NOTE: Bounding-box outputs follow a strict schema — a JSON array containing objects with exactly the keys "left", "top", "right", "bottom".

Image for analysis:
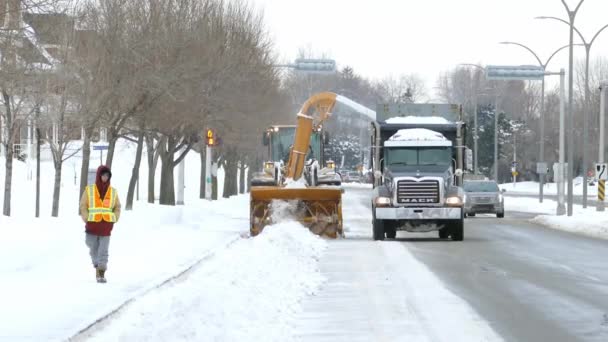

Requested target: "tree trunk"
[
  {"left": 126, "top": 129, "right": 144, "bottom": 210},
  {"left": 51, "top": 159, "right": 62, "bottom": 217},
  {"left": 239, "top": 161, "right": 245, "bottom": 194},
  {"left": 199, "top": 145, "right": 206, "bottom": 199},
  {"left": 3, "top": 145, "right": 13, "bottom": 216},
  {"left": 2, "top": 91, "right": 13, "bottom": 216},
  {"left": 159, "top": 157, "right": 175, "bottom": 205},
  {"left": 146, "top": 134, "right": 157, "bottom": 203},
  {"left": 79, "top": 126, "right": 93, "bottom": 212},
  {"left": 36, "top": 128, "right": 41, "bottom": 217},
  {"left": 105, "top": 135, "right": 118, "bottom": 168}
]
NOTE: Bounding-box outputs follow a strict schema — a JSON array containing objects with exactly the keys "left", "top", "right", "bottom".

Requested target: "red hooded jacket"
[{"left": 80, "top": 165, "right": 120, "bottom": 236}]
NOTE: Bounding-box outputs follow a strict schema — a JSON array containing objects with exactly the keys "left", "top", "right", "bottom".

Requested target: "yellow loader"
[{"left": 250, "top": 92, "right": 343, "bottom": 238}]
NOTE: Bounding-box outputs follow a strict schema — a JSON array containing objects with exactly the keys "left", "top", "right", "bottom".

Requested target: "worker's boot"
[
  {"left": 95, "top": 268, "right": 102, "bottom": 282},
  {"left": 98, "top": 269, "right": 107, "bottom": 283}
]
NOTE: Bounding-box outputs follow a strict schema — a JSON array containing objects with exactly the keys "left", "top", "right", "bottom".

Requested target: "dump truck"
[
  {"left": 370, "top": 103, "right": 472, "bottom": 241},
  {"left": 250, "top": 92, "right": 344, "bottom": 238},
  {"left": 250, "top": 125, "right": 340, "bottom": 187}
]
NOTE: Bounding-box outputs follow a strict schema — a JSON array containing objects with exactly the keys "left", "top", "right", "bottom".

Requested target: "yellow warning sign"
[
  {"left": 511, "top": 171, "right": 519, "bottom": 177},
  {"left": 599, "top": 179, "right": 605, "bottom": 201}
]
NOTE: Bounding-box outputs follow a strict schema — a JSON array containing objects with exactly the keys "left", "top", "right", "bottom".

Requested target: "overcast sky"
[{"left": 251, "top": 0, "right": 608, "bottom": 98}]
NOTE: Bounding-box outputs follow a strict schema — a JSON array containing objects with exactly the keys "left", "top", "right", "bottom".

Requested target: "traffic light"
[{"left": 206, "top": 129, "right": 215, "bottom": 146}]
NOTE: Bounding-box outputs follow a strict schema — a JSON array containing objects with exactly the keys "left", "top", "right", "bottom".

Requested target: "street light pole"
[
  {"left": 537, "top": 11, "right": 608, "bottom": 210},
  {"left": 599, "top": 80, "right": 607, "bottom": 211},
  {"left": 499, "top": 42, "right": 574, "bottom": 203},
  {"left": 459, "top": 63, "right": 485, "bottom": 175},
  {"left": 495, "top": 91, "right": 499, "bottom": 182},
  {"left": 558, "top": 69, "right": 567, "bottom": 215},
  {"left": 500, "top": 42, "right": 580, "bottom": 203}
]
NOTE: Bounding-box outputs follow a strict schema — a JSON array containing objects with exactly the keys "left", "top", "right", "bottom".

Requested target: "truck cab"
[{"left": 371, "top": 104, "right": 472, "bottom": 241}]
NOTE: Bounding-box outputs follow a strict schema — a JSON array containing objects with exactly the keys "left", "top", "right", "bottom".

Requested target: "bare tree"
[{"left": 375, "top": 73, "right": 428, "bottom": 104}]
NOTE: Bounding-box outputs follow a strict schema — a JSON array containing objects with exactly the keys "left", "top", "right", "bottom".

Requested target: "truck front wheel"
[
  {"left": 450, "top": 219, "right": 464, "bottom": 241},
  {"left": 385, "top": 223, "right": 396, "bottom": 239},
  {"left": 372, "top": 207, "right": 385, "bottom": 241}
]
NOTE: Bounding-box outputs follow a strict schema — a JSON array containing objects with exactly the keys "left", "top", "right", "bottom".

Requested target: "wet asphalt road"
[{"left": 314, "top": 186, "right": 608, "bottom": 342}]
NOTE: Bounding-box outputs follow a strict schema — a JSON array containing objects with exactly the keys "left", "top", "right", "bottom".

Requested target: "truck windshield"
[{"left": 386, "top": 147, "right": 451, "bottom": 166}]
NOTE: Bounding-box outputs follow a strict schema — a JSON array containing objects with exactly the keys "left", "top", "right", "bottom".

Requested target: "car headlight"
[
  {"left": 375, "top": 197, "right": 391, "bottom": 207},
  {"left": 446, "top": 196, "right": 462, "bottom": 206}
]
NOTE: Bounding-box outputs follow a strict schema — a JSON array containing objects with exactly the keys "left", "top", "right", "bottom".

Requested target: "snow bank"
[
  {"left": 82, "top": 223, "right": 327, "bottom": 342},
  {"left": 0, "top": 196, "right": 248, "bottom": 341},
  {"left": 500, "top": 180, "right": 598, "bottom": 197},
  {"left": 385, "top": 116, "right": 451, "bottom": 124},
  {"left": 504, "top": 197, "right": 608, "bottom": 240},
  {"left": 532, "top": 210, "right": 608, "bottom": 240}
]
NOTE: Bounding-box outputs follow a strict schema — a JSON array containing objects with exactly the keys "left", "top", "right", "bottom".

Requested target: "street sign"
[
  {"left": 92, "top": 144, "right": 109, "bottom": 151},
  {"left": 486, "top": 65, "right": 545, "bottom": 80},
  {"left": 512, "top": 171, "right": 519, "bottom": 177},
  {"left": 293, "top": 58, "right": 336, "bottom": 73},
  {"left": 537, "top": 162, "right": 547, "bottom": 174},
  {"left": 511, "top": 166, "right": 516, "bottom": 173},
  {"left": 596, "top": 163, "right": 608, "bottom": 180}
]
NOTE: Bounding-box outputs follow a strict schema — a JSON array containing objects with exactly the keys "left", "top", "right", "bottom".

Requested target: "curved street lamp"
[
  {"left": 499, "top": 41, "right": 583, "bottom": 203},
  {"left": 536, "top": 8, "right": 608, "bottom": 210}
]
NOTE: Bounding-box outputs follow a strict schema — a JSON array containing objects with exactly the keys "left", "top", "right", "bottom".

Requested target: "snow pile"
[
  {"left": 284, "top": 177, "right": 307, "bottom": 189},
  {"left": 83, "top": 223, "right": 327, "bottom": 342},
  {"left": 270, "top": 199, "right": 300, "bottom": 223},
  {"left": 388, "top": 128, "right": 448, "bottom": 142},
  {"left": 504, "top": 197, "right": 608, "bottom": 239},
  {"left": 385, "top": 116, "right": 451, "bottom": 124},
  {"left": 500, "top": 181, "right": 598, "bottom": 197}
]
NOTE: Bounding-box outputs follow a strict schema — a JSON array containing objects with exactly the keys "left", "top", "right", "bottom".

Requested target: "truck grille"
[{"left": 397, "top": 180, "right": 440, "bottom": 204}]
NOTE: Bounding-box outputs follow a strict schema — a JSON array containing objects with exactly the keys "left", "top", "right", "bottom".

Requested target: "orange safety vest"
[{"left": 86, "top": 185, "right": 117, "bottom": 223}]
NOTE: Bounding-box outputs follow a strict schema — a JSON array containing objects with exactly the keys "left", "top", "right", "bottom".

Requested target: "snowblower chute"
[{"left": 250, "top": 92, "right": 343, "bottom": 238}]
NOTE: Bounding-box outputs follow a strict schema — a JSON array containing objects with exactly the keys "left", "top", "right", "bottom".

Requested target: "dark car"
[{"left": 463, "top": 180, "right": 505, "bottom": 218}]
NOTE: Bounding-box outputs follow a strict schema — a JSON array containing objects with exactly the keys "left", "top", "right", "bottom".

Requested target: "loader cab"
[{"left": 263, "top": 125, "right": 323, "bottom": 164}]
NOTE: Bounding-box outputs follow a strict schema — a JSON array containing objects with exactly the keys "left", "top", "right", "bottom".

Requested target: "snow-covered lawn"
[{"left": 504, "top": 196, "right": 608, "bottom": 240}]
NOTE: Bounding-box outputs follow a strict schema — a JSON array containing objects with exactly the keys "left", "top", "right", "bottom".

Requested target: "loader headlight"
[
  {"left": 446, "top": 196, "right": 462, "bottom": 206},
  {"left": 326, "top": 161, "right": 335, "bottom": 169},
  {"left": 375, "top": 196, "right": 391, "bottom": 207},
  {"left": 264, "top": 162, "right": 274, "bottom": 171}
]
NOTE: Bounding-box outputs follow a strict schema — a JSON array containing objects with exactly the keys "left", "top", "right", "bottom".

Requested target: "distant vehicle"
[
  {"left": 343, "top": 171, "right": 362, "bottom": 183},
  {"left": 463, "top": 180, "right": 504, "bottom": 218}
]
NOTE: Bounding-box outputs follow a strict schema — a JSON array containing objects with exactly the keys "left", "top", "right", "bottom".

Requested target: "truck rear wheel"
[
  {"left": 372, "top": 207, "right": 385, "bottom": 241},
  {"left": 450, "top": 219, "right": 464, "bottom": 241}
]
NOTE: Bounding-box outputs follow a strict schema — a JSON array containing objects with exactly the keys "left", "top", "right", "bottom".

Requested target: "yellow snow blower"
[{"left": 250, "top": 92, "right": 343, "bottom": 238}]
